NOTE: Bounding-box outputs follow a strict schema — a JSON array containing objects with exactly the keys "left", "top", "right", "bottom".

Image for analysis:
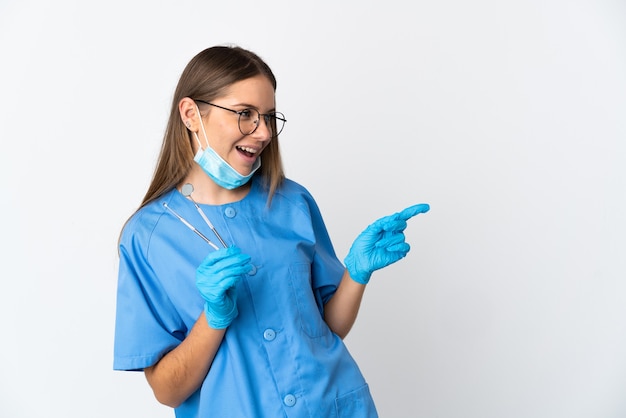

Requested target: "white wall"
[{"left": 1, "top": 1, "right": 625, "bottom": 417}]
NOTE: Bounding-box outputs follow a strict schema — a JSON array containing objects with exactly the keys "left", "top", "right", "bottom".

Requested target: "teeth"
[{"left": 237, "top": 146, "right": 257, "bottom": 154}]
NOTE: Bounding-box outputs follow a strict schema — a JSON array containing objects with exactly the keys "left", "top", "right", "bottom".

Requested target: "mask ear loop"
[{"left": 193, "top": 104, "right": 211, "bottom": 152}]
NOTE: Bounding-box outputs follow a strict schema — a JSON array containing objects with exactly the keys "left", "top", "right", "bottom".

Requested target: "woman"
[{"left": 113, "top": 45, "right": 429, "bottom": 417}]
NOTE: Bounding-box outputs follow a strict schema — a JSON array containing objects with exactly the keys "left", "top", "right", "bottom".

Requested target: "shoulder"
[
  {"left": 265, "top": 177, "right": 328, "bottom": 222},
  {"left": 277, "top": 178, "right": 313, "bottom": 197},
  {"left": 273, "top": 178, "right": 318, "bottom": 209},
  {"left": 119, "top": 191, "right": 174, "bottom": 251}
]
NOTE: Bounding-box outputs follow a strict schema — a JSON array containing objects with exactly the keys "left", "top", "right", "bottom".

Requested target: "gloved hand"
[
  {"left": 196, "top": 246, "right": 253, "bottom": 329},
  {"left": 344, "top": 203, "right": 430, "bottom": 284}
]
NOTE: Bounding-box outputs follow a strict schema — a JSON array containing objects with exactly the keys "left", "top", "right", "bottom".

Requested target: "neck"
[{"left": 180, "top": 165, "right": 252, "bottom": 205}]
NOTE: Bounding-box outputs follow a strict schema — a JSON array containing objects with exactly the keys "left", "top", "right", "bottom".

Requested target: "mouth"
[{"left": 236, "top": 145, "right": 259, "bottom": 159}]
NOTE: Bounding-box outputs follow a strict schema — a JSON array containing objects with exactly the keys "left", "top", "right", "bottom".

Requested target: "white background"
[{"left": 1, "top": 1, "right": 625, "bottom": 417}]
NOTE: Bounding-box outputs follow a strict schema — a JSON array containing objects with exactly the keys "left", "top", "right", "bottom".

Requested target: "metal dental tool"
[
  {"left": 181, "top": 183, "right": 228, "bottom": 248},
  {"left": 162, "top": 202, "right": 220, "bottom": 250}
]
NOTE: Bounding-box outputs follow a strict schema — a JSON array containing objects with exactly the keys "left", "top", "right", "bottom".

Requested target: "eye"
[{"left": 239, "top": 109, "right": 254, "bottom": 119}]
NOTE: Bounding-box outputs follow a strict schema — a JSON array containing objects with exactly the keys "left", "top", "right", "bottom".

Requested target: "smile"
[{"left": 236, "top": 146, "right": 258, "bottom": 158}]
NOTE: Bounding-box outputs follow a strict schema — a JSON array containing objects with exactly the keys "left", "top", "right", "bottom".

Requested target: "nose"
[{"left": 252, "top": 116, "right": 272, "bottom": 141}]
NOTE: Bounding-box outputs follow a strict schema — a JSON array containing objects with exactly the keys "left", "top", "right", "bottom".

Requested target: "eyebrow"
[{"left": 231, "top": 102, "right": 277, "bottom": 113}]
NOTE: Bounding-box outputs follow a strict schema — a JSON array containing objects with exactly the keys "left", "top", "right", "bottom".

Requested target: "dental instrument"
[
  {"left": 181, "top": 183, "right": 228, "bottom": 248},
  {"left": 162, "top": 202, "right": 219, "bottom": 250}
]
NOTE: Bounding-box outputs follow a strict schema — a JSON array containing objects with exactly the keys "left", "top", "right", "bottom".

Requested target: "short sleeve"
[
  {"left": 300, "top": 188, "right": 345, "bottom": 305},
  {"left": 113, "top": 220, "right": 187, "bottom": 371}
]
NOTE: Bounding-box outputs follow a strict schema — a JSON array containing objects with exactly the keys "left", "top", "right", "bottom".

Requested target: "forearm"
[
  {"left": 324, "top": 270, "right": 366, "bottom": 339},
  {"left": 144, "top": 312, "right": 225, "bottom": 408}
]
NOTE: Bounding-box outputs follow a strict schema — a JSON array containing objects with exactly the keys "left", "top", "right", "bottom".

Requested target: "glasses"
[{"left": 195, "top": 100, "right": 286, "bottom": 138}]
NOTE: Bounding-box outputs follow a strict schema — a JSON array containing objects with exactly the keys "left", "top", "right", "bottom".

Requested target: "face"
[{"left": 199, "top": 75, "right": 276, "bottom": 176}]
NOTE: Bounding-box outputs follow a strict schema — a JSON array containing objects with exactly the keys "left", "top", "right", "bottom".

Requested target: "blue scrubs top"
[{"left": 113, "top": 177, "right": 378, "bottom": 417}]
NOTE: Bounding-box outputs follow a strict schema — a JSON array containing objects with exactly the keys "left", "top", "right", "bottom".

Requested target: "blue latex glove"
[
  {"left": 344, "top": 203, "right": 430, "bottom": 284},
  {"left": 196, "top": 246, "right": 253, "bottom": 329}
]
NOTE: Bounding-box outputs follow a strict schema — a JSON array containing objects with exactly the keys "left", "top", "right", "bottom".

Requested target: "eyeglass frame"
[{"left": 193, "top": 99, "right": 286, "bottom": 138}]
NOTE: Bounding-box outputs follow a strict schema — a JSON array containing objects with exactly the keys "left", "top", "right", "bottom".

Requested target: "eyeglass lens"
[{"left": 239, "top": 109, "right": 285, "bottom": 137}]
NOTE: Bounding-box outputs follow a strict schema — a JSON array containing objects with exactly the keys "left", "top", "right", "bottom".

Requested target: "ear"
[{"left": 179, "top": 97, "right": 201, "bottom": 132}]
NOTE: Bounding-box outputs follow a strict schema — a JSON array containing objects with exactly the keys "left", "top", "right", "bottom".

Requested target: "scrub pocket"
[
  {"left": 288, "top": 263, "right": 330, "bottom": 338},
  {"left": 335, "top": 384, "right": 378, "bottom": 418}
]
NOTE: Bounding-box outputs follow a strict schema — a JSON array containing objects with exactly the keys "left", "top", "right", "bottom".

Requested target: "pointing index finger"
[{"left": 397, "top": 203, "right": 430, "bottom": 221}]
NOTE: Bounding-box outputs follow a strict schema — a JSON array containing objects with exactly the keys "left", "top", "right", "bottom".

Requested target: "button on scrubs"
[{"left": 114, "top": 178, "right": 378, "bottom": 417}]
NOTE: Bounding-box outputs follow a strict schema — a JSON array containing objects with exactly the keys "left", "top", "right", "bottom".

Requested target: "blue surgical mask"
[{"left": 192, "top": 105, "right": 261, "bottom": 190}]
